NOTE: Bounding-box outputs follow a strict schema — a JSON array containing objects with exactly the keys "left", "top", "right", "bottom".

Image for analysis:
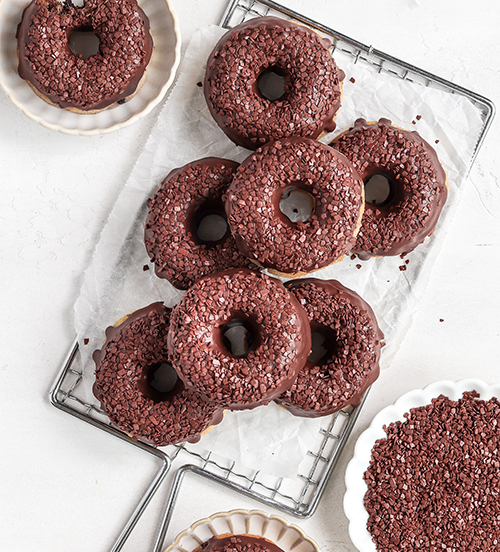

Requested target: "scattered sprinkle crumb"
[
  {"left": 416, "top": 114, "right": 422, "bottom": 120},
  {"left": 387, "top": 280, "right": 390, "bottom": 283},
  {"left": 196, "top": 81, "right": 203, "bottom": 88},
  {"left": 412, "top": 120, "right": 416, "bottom": 125},
  {"left": 143, "top": 265, "right": 150, "bottom": 271},
  {"left": 400, "top": 252, "right": 407, "bottom": 259},
  {"left": 350, "top": 77, "right": 356, "bottom": 83},
  {"left": 435, "top": 139, "right": 440, "bottom": 144},
  {"left": 84, "top": 338, "right": 89, "bottom": 345},
  {"left": 350, "top": 253, "right": 357, "bottom": 260},
  {"left": 439, "top": 318, "right": 444, "bottom": 322},
  {"left": 399, "top": 265, "right": 407, "bottom": 271},
  {"left": 356, "top": 264, "right": 362, "bottom": 270},
  {"left": 405, "top": 259, "right": 410, "bottom": 265}
]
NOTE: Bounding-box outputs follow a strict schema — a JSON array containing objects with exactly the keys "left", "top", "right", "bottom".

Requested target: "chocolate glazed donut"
[
  {"left": 168, "top": 269, "right": 312, "bottom": 410},
  {"left": 17, "top": 0, "right": 153, "bottom": 112},
  {"left": 144, "top": 158, "right": 254, "bottom": 290},
  {"left": 93, "top": 303, "right": 223, "bottom": 446},
  {"left": 225, "top": 137, "right": 364, "bottom": 277},
  {"left": 204, "top": 16, "right": 344, "bottom": 150},
  {"left": 196, "top": 535, "right": 286, "bottom": 552},
  {"left": 331, "top": 118, "right": 448, "bottom": 258},
  {"left": 276, "top": 279, "right": 384, "bottom": 417}
]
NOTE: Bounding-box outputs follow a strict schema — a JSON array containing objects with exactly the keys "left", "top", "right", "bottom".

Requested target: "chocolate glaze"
[
  {"left": 168, "top": 268, "right": 312, "bottom": 410},
  {"left": 276, "top": 278, "right": 384, "bottom": 417},
  {"left": 93, "top": 302, "right": 224, "bottom": 446},
  {"left": 331, "top": 118, "right": 448, "bottom": 258},
  {"left": 225, "top": 137, "right": 364, "bottom": 276},
  {"left": 204, "top": 16, "right": 344, "bottom": 150},
  {"left": 197, "top": 535, "right": 286, "bottom": 552},
  {"left": 17, "top": 0, "right": 153, "bottom": 111},
  {"left": 145, "top": 158, "right": 254, "bottom": 290}
]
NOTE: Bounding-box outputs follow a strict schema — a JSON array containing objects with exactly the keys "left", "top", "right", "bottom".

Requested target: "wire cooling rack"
[
  {"left": 51, "top": 338, "right": 366, "bottom": 552},
  {"left": 51, "top": 1, "right": 495, "bottom": 552},
  {"left": 221, "top": 0, "right": 495, "bottom": 168}
]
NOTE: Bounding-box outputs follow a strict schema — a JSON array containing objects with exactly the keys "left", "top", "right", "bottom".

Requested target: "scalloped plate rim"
[{"left": 163, "top": 509, "right": 321, "bottom": 552}]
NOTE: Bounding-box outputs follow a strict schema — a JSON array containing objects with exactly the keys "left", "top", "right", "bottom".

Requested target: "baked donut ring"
[
  {"left": 168, "top": 269, "right": 311, "bottom": 410},
  {"left": 93, "top": 303, "right": 223, "bottom": 446},
  {"left": 196, "top": 535, "right": 286, "bottom": 552},
  {"left": 276, "top": 279, "right": 384, "bottom": 417},
  {"left": 331, "top": 118, "right": 448, "bottom": 258},
  {"left": 145, "top": 158, "right": 253, "bottom": 290},
  {"left": 225, "top": 137, "right": 364, "bottom": 277},
  {"left": 204, "top": 16, "right": 344, "bottom": 150},
  {"left": 17, "top": 0, "right": 153, "bottom": 113}
]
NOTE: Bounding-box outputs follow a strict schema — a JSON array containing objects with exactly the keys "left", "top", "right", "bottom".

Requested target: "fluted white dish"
[
  {"left": 163, "top": 509, "right": 320, "bottom": 552},
  {"left": 343, "top": 378, "right": 500, "bottom": 552},
  {"left": 0, "top": 0, "right": 181, "bottom": 134}
]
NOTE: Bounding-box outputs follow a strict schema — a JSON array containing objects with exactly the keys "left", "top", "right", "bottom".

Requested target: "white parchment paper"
[{"left": 74, "top": 25, "right": 484, "bottom": 477}]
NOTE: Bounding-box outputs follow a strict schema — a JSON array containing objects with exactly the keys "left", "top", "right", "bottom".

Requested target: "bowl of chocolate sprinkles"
[
  {"left": 344, "top": 378, "right": 500, "bottom": 552},
  {"left": 164, "top": 509, "right": 320, "bottom": 552}
]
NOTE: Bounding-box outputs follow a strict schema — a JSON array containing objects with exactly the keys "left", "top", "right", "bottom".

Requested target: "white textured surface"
[{"left": 1, "top": 1, "right": 499, "bottom": 551}]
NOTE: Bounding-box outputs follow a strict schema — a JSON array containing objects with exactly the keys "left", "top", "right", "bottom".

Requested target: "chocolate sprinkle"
[
  {"left": 93, "top": 303, "right": 223, "bottom": 446},
  {"left": 364, "top": 391, "right": 500, "bottom": 551},
  {"left": 226, "top": 138, "right": 364, "bottom": 275},
  {"left": 204, "top": 16, "right": 343, "bottom": 150},
  {"left": 276, "top": 279, "right": 383, "bottom": 417},
  {"left": 168, "top": 269, "right": 311, "bottom": 410},
  {"left": 145, "top": 158, "right": 253, "bottom": 290},
  {"left": 17, "top": 0, "right": 153, "bottom": 111},
  {"left": 332, "top": 118, "right": 448, "bottom": 258}
]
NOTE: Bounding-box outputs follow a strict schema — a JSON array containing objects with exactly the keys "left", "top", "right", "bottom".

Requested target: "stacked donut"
[
  {"left": 93, "top": 16, "right": 449, "bottom": 447},
  {"left": 93, "top": 269, "right": 384, "bottom": 446}
]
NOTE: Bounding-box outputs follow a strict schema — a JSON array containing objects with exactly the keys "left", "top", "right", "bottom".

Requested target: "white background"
[{"left": 1, "top": 0, "right": 499, "bottom": 551}]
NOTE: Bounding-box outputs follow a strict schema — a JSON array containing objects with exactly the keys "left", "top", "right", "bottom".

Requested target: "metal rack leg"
[{"left": 50, "top": 339, "right": 172, "bottom": 552}]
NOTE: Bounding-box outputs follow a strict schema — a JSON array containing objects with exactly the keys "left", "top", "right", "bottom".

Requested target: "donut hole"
[
  {"left": 279, "top": 184, "right": 315, "bottom": 224},
  {"left": 364, "top": 173, "right": 397, "bottom": 207},
  {"left": 139, "top": 361, "right": 183, "bottom": 403},
  {"left": 219, "top": 316, "right": 260, "bottom": 358},
  {"left": 257, "top": 65, "right": 288, "bottom": 101},
  {"left": 308, "top": 323, "right": 338, "bottom": 365},
  {"left": 189, "top": 200, "right": 230, "bottom": 246},
  {"left": 69, "top": 26, "right": 100, "bottom": 60}
]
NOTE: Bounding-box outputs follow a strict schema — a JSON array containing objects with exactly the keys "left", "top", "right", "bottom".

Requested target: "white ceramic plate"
[
  {"left": 0, "top": 0, "right": 181, "bottom": 134},
  {"left": 164, "top": 509, "right": 320, "bottom": 552},
  {"left": 343, "top": 378, "right": 500, "bottom": 552}
]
